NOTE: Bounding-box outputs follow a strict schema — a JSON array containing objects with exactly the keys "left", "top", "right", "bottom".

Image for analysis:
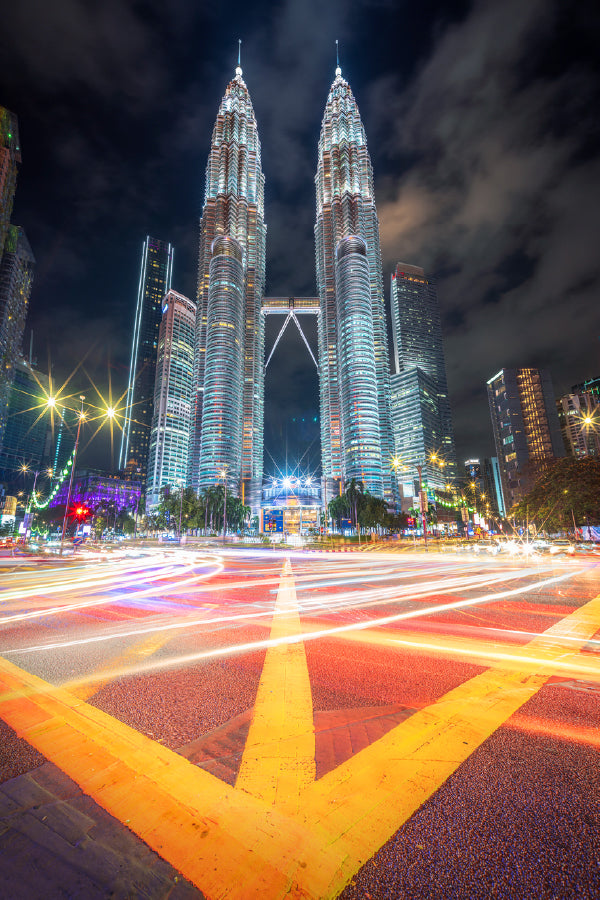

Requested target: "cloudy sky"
[{"left": 1, "top": 0, "right": 599, "bottom": 473}]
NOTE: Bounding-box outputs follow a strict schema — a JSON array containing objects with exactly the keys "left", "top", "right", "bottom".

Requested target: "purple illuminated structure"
[{"left": 50, "top": 470, "right": 142, "bottom": 514}]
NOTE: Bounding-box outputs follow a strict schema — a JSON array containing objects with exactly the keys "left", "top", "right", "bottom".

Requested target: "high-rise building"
[
  {"left": 198, "top": 236, "right": 244, "bottom": 492},
  {"left": 0, "top": 107, "right": 21, "bottom": 259},
  {"left": 482, "top": 456, "right": 505, "bottom": 518},
  {"left": 315, "top": 63, "right": 393, "bottom": 502},
  {"left": 191, "top": 58, "right": 266, "bottom": 509},
  {"left": 390, "top": 368, "right": 449, "bottom": 503},
  {"left": 146, "top": 290, "right": 196, "bottom": 509},
  {"left": 0, "top": 358, "right": 51, "bottom": 482},
  {"left": 557, "top": 389, "right": 600, "bottom": 458},
  {"left": 0, "top": 226, "right": 35, "bottom": 451},
  {"left": 487, "top": 367, "right": 565, "bottom": 511},
  {"left": 120, "top": 236, "right": 174, "bottom": 485},
  {"left": 390, "top": 263, "right": 456, "bottom": 493}
]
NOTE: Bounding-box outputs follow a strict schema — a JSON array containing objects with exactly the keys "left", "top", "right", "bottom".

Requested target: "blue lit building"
[
  {"left": 390, "top": 263, "right": 457, "bottom": 503},
  {"left": 120, "top": 236, "right": 174, "bottom": 485},
  {"left": 315, "top": 63, "right": 393, "bottom": 504},
  {"left": 191, "top": 58, "right": 266, "bottom": 509},
  {"left": 146, "top": 290, "right": 196, "bottom": 509}
]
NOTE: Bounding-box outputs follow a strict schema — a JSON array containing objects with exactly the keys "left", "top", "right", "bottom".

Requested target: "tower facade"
[
  {"left": 390, "top": 263, "right": 456, "bottom": 497},
  {"left": 147, "top": 290, "right": 196, "bottom": 508},
  {"left": 0, "top": 107, "right": 21, "bottom": 259},
  {"left": 315, "top": 65, "right": 393, "bottom": 501},
  {"left": 120, "top": 236, "right": 174, "bottom": 484},
  {"left": 191, "top": 61, "right": 266, "bottom": 508},
  {"left": 0, "top": 227, "right": 34, "bottom": 452},
  {"left": 335, "top": 235, "right": 383, "bottom": 494},
  {"left": 487, "top": 367, "right": 565, "bottom": 510}
]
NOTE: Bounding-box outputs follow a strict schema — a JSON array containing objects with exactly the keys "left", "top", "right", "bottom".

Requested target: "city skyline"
[{"left": 0, "top": 1, "right": 598, "bottom": 472}]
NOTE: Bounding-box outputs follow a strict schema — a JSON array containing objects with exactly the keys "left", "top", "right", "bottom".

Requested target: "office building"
[
  {"left": 482, "top": 456, "right": 505, "bottom": 518},
  {"left": 120, "top": 236, "right": 174, "bottom": 485},
  {"left": 191, "top": 57, "right": 266, "bottom": 509},
  {"left": 0, "top": 358, "right": 51, "bottom": 482},
  {"left": 390, "top": 368, "right": 448, "bottom": 505},
  {"left": 198, "top": 236, "right": 244, "bottom": 492},
  {"left": 0, "top": 226, "right": 35, "bottom": 450},
  {"left": 557, "top": 389, "right": 600, "bottom": 458},
  {"left": 315, "top": 62, "right": 393, "bottom": 502},
  {"left": 147, "top": 290, "right": 196, "bottom": 508},
  {"left": 0, "top": 107, "right": 20, "bottom": 259},
  {"left": 390, "top": 263, "right": 456, "bottom": 490},
  {"left": 487, "top": 367, "right": 565, "bottom": 511}
]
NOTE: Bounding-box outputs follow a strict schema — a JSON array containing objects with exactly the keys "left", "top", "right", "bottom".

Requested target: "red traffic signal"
[{"left": 70, "top": 503, "right": 92, "bottom": 521}]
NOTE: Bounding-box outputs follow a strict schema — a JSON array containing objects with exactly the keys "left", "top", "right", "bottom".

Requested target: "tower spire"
[
  {"left": 236, "top": 39, "right": 242, "bottom": 77},
  {"left": 335, "top": 39, "right": 341, "bottom": 76}
]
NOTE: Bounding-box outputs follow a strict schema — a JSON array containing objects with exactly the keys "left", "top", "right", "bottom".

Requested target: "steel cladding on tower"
[
  {"left": 315, "top": 64, "right": 393, "bottom": 501},
  {"left": 335, "top": 236, "right": 383, "bottom": 494},
  {"left": 191, "top": 61, "right": 266, "bottom": 508}
]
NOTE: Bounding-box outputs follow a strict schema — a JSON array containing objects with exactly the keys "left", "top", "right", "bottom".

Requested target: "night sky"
[{"left": 1, "top": 0, "right": 599, "bottom": 475}]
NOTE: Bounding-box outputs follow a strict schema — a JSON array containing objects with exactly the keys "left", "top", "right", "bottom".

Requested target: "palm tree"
[{"left": 345, "top": 478, "right": 364, "bottom": 538}]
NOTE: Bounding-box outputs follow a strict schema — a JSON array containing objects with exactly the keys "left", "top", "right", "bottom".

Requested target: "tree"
[
  {"left": 511, "top": 457, "right": 600, "bottom": 531},
  {"left": 345, "top": 478, "right": 364, "bottom": 530}
]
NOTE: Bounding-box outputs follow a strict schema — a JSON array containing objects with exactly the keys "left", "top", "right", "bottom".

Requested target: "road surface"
[{"left": 0, "top": 544, "right": 598, "bottom": 898}]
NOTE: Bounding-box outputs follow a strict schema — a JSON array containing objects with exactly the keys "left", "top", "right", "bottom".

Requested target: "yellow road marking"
[
  {"left": 236, "top": 558, "right": 316, "bottom": 813},
  {"left": 0, "top": 655, "right": 321, "bottom": 899},
  {"left": 1, "top": 560, "right": 599, "bottom": 900},
  {"left": 298, "top": 591, "right": 600, "bottom": 898}
]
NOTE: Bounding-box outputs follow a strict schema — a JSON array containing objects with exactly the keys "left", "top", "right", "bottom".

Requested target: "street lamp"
[{"left": 60, "top": 395, "right": 86, "bottom": 556}]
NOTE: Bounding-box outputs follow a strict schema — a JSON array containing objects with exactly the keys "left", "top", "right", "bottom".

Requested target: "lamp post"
[
  {"left": 177, "top": 481, "right": 184, "bottom": 540},
  {"left": 220, "top": 469, "right": 228, "bottom": 544},
  {"left": 60, "top": 395, "right": 86, "bottom": 556}
]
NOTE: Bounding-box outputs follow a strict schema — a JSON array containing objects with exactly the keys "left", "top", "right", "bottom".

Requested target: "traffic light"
[{"left": 70, "top": 503, "right": 92, "bottom": 522}]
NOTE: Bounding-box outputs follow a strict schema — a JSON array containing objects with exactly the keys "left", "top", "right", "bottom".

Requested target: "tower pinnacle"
[
  {"left": 335, "top": 39, "right": 341, "bottom": 77},
  {"left": 236, "top": 38, "right": 242, "bottom": 77}
]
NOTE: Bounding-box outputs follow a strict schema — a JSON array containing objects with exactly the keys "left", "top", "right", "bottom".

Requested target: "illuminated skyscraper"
[
  {"left": 487, "top": 367, "right": 564, "bottom": 510},
  {"left": 147, "top": 290, "right": 196, "bottom": 508},
  {"left": 315, "top": 62, "right": 393, "bottom": 501},
  {"left": 191, "top": 56, "right": 266, "bottom": 508},
  {"left": 0, "top": 107, "right": 20, "bottom": 259},
  {"left": 335, "top": 236, "right": 383, "bottom": 494},
  {"left": 198, "top": 236, "right": 244, "bottom": 490},
  {"left": 390, "top": 263, "right": 456, "bottom": 498},
  {"left": 0, "top": 226, "right": 34, "bottom": 451},
  {"left": 120, "top": 236, "right": 174, "bottom": 484}
]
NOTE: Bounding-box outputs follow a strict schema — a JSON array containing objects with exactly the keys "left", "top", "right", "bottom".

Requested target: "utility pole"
[{"left": 60, "top": 396, "right": 86, "bottom": 556}]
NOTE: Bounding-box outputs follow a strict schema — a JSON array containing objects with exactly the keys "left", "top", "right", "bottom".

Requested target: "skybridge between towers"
[{"left": 262, "top": 297, "right": 320, "bottom": 372}]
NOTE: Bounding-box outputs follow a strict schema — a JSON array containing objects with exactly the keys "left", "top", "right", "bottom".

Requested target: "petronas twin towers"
[{"left": 191, "top": 57, "right": 393, "bottom": 508}]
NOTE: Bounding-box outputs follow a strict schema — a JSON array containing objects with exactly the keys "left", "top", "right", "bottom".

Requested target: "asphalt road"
[{"left": 0, "top": 544, "right": 598, "bottom": 899}]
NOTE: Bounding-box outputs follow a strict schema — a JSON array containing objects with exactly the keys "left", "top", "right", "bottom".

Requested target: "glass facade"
[
  {"left": 191, "top": 63, "right": 266, "bottom": 507},
  {"left": 0, "top": 107, "right": 21, "bottom": 260},
  {"left": 315, "top": 65, "right": 393, "bottom": 502},
  {"left": 0, "top": 227, "right": 34, "bottom": 452},
  {"left": 120, "top": 236, "right": 174, "bottom": 484},
  {"left": 390, "top": 368, "right": 447, "bottom": 500},
  {"left": 390, "top": 263, "right": 456, "bottom": 483},
  {"left": 487, "top": 367, "right": 564, "bottom": 510},
  {"left": 0, "top": 358, "right": 51, "bottom": 482},
  {"left": 198, "top": 236, "right": 244, "bottom": 491},
  {"left": 146, "top": 290, "right": 196, "bottom": 509},
  {"left": 335, "top": 236, "right": 383, "bottom": 494}
]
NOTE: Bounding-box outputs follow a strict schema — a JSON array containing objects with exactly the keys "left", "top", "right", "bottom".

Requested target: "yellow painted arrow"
[{"left": 0, "top": 560, "right": 599, "bottom": 899}]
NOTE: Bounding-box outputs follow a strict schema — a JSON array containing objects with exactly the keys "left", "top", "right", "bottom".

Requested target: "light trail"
[
  {"left": 2, "top": 570, "right": 581, "bottom": 689},
  {"left": 0, "top": 559, "right": 224, "bottom": 627},
  {"left": 0, "top": 563, "right": 567, "bottom": 655}
]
